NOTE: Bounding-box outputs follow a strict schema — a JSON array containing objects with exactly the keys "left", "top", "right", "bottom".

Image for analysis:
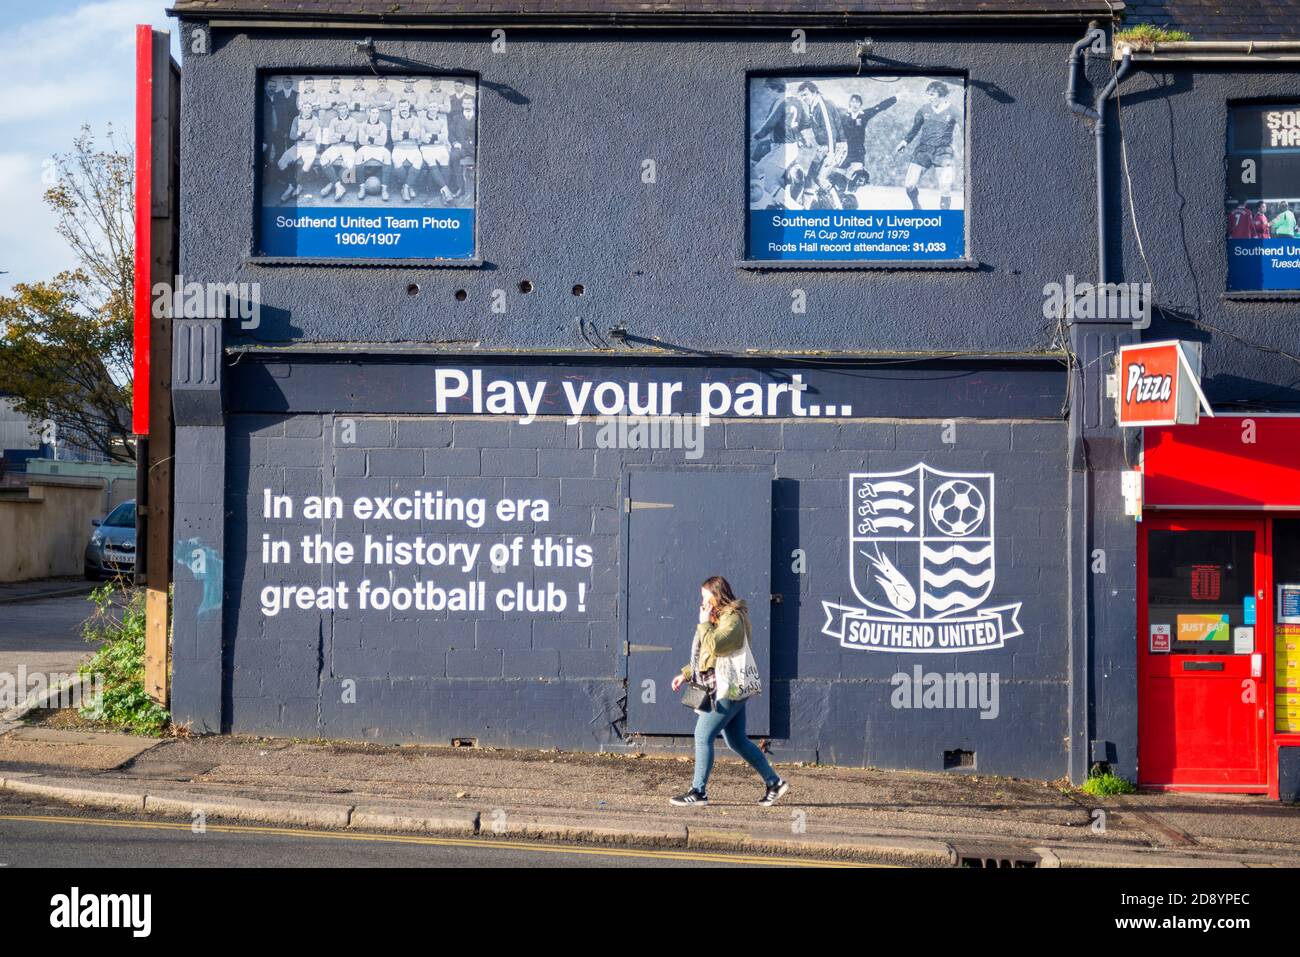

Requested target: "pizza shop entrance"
[
  {"left": 1141, "top": 417, "right": 1300, "bottom": 798},
  {"left": 1138, "top": 516, "right": 1269, "bottom": 791}
]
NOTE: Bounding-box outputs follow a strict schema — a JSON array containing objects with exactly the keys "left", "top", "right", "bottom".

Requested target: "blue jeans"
[{"left": 692, "top": 696, "right": 779, "bottom": 793}]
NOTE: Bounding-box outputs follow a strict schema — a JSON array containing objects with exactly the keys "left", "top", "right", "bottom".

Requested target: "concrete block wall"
[
  {"left": 223, "top": 411, "right": 1070, "bottom": 778},
  {"left": 179, "top": 25, "right": 1105, "bottom": 359},
  {"left": 0, "top": 479, "right": 106, "bottom": 582}
]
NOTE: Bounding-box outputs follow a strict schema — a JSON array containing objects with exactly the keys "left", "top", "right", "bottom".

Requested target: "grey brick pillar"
[
  {"left": 170, "top": 318, "right": 225, "bottom": 732},
  {"left": 1069, "top": 322, "right": 1139, "bottom": 784}
]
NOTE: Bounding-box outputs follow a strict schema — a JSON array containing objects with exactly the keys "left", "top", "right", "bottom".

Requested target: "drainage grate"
[{"left": 947, "top": 842, "right": 1041, "bottom": 868}]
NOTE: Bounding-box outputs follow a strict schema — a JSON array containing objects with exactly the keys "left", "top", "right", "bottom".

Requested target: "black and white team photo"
[
  {"left": 749, "top": 74, "right": 966, "bottom": 213},
  {"left": 260, "top": 73, "right": 478, "bottom": 209}
]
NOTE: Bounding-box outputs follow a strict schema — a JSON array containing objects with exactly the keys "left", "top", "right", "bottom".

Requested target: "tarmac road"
[
  {"left": 0, "top": 592, "right": 102, "bottom": 683},
  {"left": 0, "top": 794, "right": 850, "bottom": 868}
]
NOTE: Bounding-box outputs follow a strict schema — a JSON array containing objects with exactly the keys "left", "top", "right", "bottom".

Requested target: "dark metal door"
[{"left": 624, "top": 470, "right": 772, "bottom": 735}]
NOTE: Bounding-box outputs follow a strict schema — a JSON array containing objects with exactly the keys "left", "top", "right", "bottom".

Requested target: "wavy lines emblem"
[
  {"left": 824, "top": 465, "right": 1023, "bottom": 654},
  {"left": 920, "top": 534, "right": 993, "bottom": 615}
]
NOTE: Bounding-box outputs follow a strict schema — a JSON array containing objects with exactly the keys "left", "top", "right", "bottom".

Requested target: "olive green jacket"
[{"left": 681, "top": 600, "right": 751, "bottom": 679}]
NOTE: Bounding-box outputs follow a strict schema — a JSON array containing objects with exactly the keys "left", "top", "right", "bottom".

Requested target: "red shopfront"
[{"left": 1141, "top": 416, "right": 1300, "bottom": 799}]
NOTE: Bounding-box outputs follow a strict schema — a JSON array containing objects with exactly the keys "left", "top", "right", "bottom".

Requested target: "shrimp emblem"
[{"left": 860, "top": 544, "right": 916, "bottom": 613}]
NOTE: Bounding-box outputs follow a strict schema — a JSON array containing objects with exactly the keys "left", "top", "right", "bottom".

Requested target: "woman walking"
[{"left": 669, "top": 576, "right": 789, "bottom": 807}]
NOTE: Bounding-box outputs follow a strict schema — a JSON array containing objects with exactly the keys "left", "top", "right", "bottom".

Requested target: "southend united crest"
[{"left": 821, "top": 465, "right": 1023, "bottom": 653}]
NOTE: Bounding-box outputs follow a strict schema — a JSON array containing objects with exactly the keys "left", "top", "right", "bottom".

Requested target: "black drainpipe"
[
  {"left": 1067, "top": 25, "right": 1132, "bottom": 284},
  {"left": 1063, "top": 24, "right": 1134, "bottom": 782}
]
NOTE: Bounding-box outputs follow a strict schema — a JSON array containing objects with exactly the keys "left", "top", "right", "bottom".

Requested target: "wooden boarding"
[{"left": 136, "top": 27, "right": 181, "bottom": 706}]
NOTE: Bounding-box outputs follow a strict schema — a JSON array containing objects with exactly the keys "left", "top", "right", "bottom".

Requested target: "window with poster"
[
  {"left": 1146, "top": 529, "right": 1255, "bottom": 656},
  {"left": 1226, "top": 102, "right": 1300, "bottom": 292},
  {"left": 745, "top": 72, "right": 967, "bottom": 265},
  {"left": 257, "top": 72, "right": 478, "bottom": 261},
  {"left": 1272, "top": 520, "right": 1300, "bottom": 733}
]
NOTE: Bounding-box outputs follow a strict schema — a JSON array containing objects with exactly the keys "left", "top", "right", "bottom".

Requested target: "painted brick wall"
[
  {"left": 179, "top": 24, "right": 1104, "bottom": 358},
  {"left": 224, "top": 411, "right": 1069, "bottom": 778}
]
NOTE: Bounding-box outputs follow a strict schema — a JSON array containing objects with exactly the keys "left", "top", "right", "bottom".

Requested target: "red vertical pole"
[
  {"left": 134, "top": 25, "right": 176, "bottom": 705},
  {"left": 133, "top": 24, "right": 153, "bottom": 437}
]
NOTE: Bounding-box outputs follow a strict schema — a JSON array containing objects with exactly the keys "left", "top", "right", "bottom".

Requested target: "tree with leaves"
[{"left": 0, "top": 127, "right": 135, "bottom": 463}]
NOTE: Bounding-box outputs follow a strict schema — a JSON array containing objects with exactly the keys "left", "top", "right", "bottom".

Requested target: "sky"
[{"left": 0, "top": 1, "right": 178, "bottom": 295}]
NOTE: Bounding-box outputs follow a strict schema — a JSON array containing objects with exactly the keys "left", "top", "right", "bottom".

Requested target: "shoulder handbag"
[
  {"left": 679, "top": 635, "right": 714, "bottom": 713},
  {"left": 679, "top": 679, "right": 713, "bottom": 713}
]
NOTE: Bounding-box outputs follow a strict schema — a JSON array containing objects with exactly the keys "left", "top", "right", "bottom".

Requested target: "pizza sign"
[{"left": 1116, "top": 340, "right": 1211, "bottom": 427}]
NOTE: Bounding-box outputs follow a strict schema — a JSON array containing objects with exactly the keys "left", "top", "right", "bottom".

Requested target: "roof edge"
[{"left": 167, "top": 6, "right": 1122, "bottom": 29}]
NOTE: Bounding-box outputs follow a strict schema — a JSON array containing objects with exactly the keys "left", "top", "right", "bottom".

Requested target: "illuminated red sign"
[
  {"left": 1117, "top": 340, "right": 1210, "bottom": 428},
  {"left": 1145, "top": 417, "right": 1300, "bottom": 509},
  {"left": 133, "top": 24, "right": 153, "bottom": 436}
]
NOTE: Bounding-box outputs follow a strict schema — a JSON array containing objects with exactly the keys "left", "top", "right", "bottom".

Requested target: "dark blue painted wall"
[
  {"left": 220, "top": 410, "right": 1070, "bottom": 779},
  {"left": 171, "top": 17, "right": 1300, "bottom": 784},
  {"left": 170, "top": 19, "right": 1110, "bottom": 781},
  {"left": 1112, "top": 65, "right": 1300, "bottom": 411},
  {"left": 1086, "top": 62, "right": 1300, "bottom": 784},
  {"left": 177, "top": 23, "right": 1107, "bottom": 354}
]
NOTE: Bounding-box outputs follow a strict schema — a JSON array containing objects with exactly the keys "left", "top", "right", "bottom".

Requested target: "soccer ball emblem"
[{"left": 929, "top": 480, "right": 986, "bottom": 537}]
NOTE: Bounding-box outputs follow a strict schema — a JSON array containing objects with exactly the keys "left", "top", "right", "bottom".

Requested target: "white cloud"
[
  {"left": 0, "top": 1, "right": 163, "bottom": 77},
  {"left": 0, "top": 153, "right": 78, "bottom": 290},
  {"left": 0, "top": 0, "right": 174, "bottom": 125},
  {"left": 0, "top": 1, "right": 175, "bottom": 291},
  {"left": 0, "top": 71, "right": 126, "bottom": 125}
]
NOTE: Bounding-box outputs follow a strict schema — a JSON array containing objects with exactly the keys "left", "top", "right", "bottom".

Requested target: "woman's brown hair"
[{"left": 701, "top": 575, "right": 739, "bottom": 624}]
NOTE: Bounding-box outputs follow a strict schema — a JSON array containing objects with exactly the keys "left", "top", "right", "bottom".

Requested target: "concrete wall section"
[
  {"left": 222, "top": 411, "right": 1069, "bottom": 778},
  {"left": 179, "top": 24, "right": 1104, "bottom": 356},
  {"left": 1113, "top": 67, "right": 1300, "bottom": 411},
  {"left": 0, "top": 480, "right": 105, "bottom": 582}
]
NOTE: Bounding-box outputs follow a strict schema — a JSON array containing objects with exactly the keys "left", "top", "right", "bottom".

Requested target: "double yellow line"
[{"left": 0, "top": 813, "right": 885, "bottom": 868}]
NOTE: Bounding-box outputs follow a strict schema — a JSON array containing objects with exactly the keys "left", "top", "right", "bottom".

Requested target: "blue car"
[{"left": 84, "top": 499, "right": 137, "bottom": 580}]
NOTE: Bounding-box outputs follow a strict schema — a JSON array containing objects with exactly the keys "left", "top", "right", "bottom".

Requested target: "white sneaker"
[
  {"left": 758, "top": 779, "right": 790, "bottom": 807},
  {"left": 670, "top": 788, "right": 708, "bottom": 807}
]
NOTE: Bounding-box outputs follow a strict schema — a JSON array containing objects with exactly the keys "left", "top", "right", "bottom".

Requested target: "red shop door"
[{"left": 1138, "top": 518, "right": 1269, "bottom": 791}]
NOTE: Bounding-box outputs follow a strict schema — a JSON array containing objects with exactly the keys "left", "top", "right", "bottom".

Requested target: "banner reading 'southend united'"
[
  {"left": 821, "top": 465, "right": 1023, "bottom": 653},
  {"left": 748, "top": 74, "right": 966, "bottom": 262}
]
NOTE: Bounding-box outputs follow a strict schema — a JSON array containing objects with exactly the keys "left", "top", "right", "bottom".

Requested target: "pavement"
[
  {"left": 4, "top": 727, "right": 1300, "bottom": 867},
  {"left": 3, "top": 585, "right": 1300, "bottom": 867},
  {"left": 0, "top": 577, "right": 96, "bottom": 605},
  {"left": 0, "top": 794, "right": 793, "bottom": 868},
  {"left": 0, "top": 589, "right": 102, "bottom": 728}
]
